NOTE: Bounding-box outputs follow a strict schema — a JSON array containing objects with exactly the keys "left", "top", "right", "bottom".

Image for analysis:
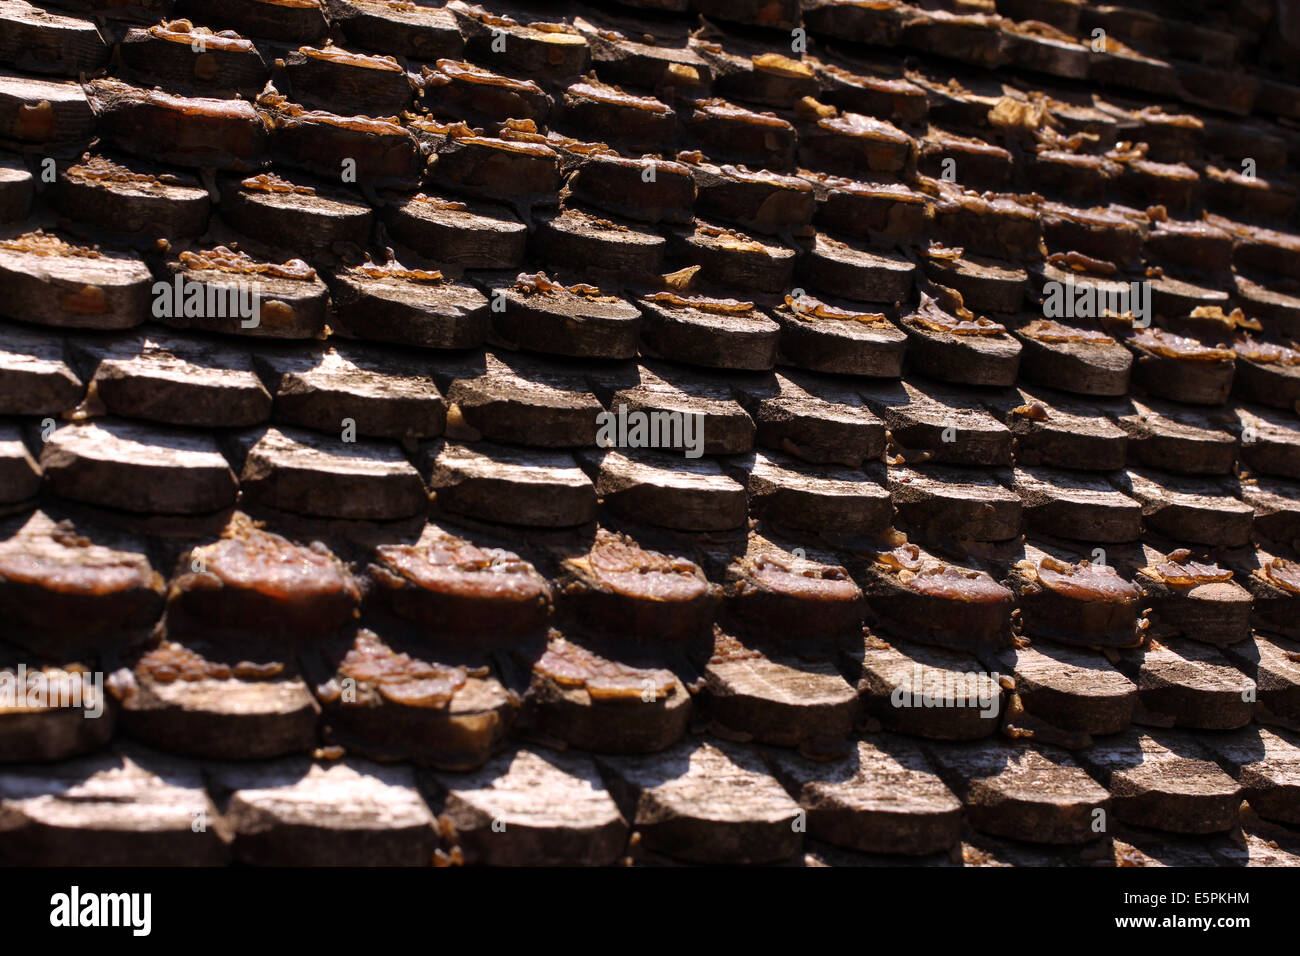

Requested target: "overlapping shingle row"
[{"left": 0, "top": 0, "right": 1299, "bottom": 866}]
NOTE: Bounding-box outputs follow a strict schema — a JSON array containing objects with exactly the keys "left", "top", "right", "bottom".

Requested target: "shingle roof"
[{"left": 1, "top": 0, "right": 1299, "bottom": 867}]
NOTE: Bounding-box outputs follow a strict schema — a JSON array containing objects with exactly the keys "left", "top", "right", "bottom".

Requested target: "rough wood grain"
[
  {"left": 984, "top": 386, "right": 1129, "bottom": 471},
  {"left": 849, "top": 635, "right": 1004, "bottom": 739},
  {"left": 53, "top": 153, "right": 210, "bottom": 239},
  {"left": 69, "top": 331, "right": 270, "bottom": 428},
  {"left": 425, "top": 440, "right": 596, "bottom": 528},
  {"left": 1075, "top": 729, "right": 1242, "bottom": 834},
  {"left": 859, "top": 378, "right": 1013, "bottom": 467},
  {"left": 419, "top": 56, "right": 550, "bottom": 129},
  {"left": 164, "top": 517, "right": 360, "bottom": 644},
  {"left": 1111, "top": 396, "right": 1238, "bottom": 475},
  {"left": 0, "top": 2, "right": 107, "bottom": 76},
  {"left": 157, "top": 250, "right": 330, "bottom": 340},
  {"left": 329, "top": 269, "right": 489, "bottom": 351},
  {"left": 451, "top": 1, "right": 589, "bottom": 81},
  {"left": 441, "top": 351, "right": 603, "bottom": 449},
  {"left": 0, "top": 321, "right": 81, "bottom": 416},
  {"left": 699, "top": 631, "right": 858, "bottom": 745},
  {"left": 433, "top": 747, "right": 628, "bottom": 865},
  {"left": 1008, "top": 540, "right": 1143, "bottom": 648},
  {"left": 1131, "top": 543, "right": 1252, "bottom": 646},
  {"left": 384, "top": 194, "right": 526, "bottom": 270},
  {"left": 721, "top": 534, "right": 866, "bottom": 639},
  {"left": 329, "top": 0, "right": 464, "bottom": 60},
  {"left": 431, "top": 135, "right": 560, "bottom": 215},
  {"left": 1221, "top": 632, "right": 1300, "bottom": 722},
  {"left": 535, "top": 207, "right": 664, "bottom": 282},
  {"left": 91, "top": 79, "right": 266, "bottom": 170},
  {"left": 923, "top": 253, "right": 1026, "bottom": 314},
  {"left": 812, "top": 176, "right": 927, "bottom": 245},
  {"left": 117, "top": 638, "right": 319, "bottom": 759},
  {"left": 486, "top": 275, "right": 642, "bottom": 360},
  {"left": 1117, "top": 638, "right": 1255, "bottom": 730},
  {"left": 1008, "top": 311, "right": 1133, "bottom": 398},
  {"left": 888, "top": 464, "right": 1021, "bottom": 543},
  {"left": 209, "top": 756, "right": 439, "bottom": 866},
  {"left": 897, "top": 309, "right": 1022, "bottom": 388},
  {"left": 577, "top": 447, "right": 747, "bottom": 531},
  {"left": 800, "top": 233, "right": 914, "bottom": 306},
  {"left": 253, "top": 343, "right": 445, "bottom": 442},
  {"left": 637, "top": 295, "right": 779, "bottom": 370},
  {"left": 0, "top": 747, "right": 226, "bottom": 865},
  {"left": 116, "top": 23, "right": 266, "bottom": 98},
  {"left": 925, "top": 741, "right": 1111, "bottom": 844},
  {"left": 999, "top": 643, "right": 1137, "bottom": 735},
  {"left": 1196, "top": 726, "right": 1300, "bottom": 825},
  {"left": 219, "top": 172, "right": 374, "bottom": 257},
  {"left": 0, "top": 71, "right": 94, "bottom": 144},
  {"left": 683, "top": 96, "right": 797, "bottom": 170},
  {"left": 1013, "top": 466, "right": 1142, "bottom": 543},
  {"left": 765, "top": 735, "right": 961, "bottom": 855},
  {"left": 593, "top": 362, "right": 755, "bottom": 456},
  {"left": 41, "top": 419, "right": 237, "bottom": 515},
  {"left": 278, "top": 44, "right": 414, "bottom": 117},
  {"left": 772, "top": 292, "right": 907, "bottom": 377},
  {"left": 0, "top": 151, "right": 31, "bottom": 222},
  {"left": 235, "top": 425, "right": 426, "bottom": 521},
  {"left": 0, "top": 233, "right": 152, "bottom": 330},
  {"left": 1114, "top": 469, "right": 1253, "bottom": 547},
  {"left": 1236, "top": 402, "right": 1300, "bottom": 480},
  {"left": 732, "top": 371, "right": 886, "bottom": 467},
  {"left": 0, "top": 423, "right": 37, "bottom": 507},
  {"left": 731, "top": 451, "right": 892, "bottom": 536},
  {"left": 597, "top": 740, "right": 803, "bottom": 864},
  {"left": 688, "top": 161, "right": 811, "bottom": 236}
]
